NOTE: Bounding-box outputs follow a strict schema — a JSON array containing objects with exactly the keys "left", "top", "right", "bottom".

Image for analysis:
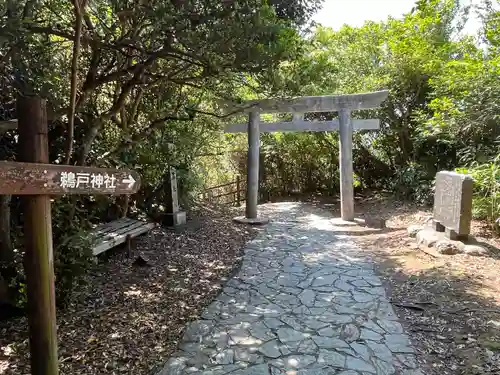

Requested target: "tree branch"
[{"left": 65, "top": 0, "right": 86, "bottom": 165}]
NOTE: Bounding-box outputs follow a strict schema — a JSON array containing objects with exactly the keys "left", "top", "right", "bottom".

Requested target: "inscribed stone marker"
[{"left": 433, "top": 171, "right": 473, "bottom": 240}]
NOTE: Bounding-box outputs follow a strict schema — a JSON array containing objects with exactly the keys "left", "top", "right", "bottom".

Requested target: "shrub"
[
  {"left": 391, "top": 163, "right": 434, "bottom": 206},
  {"left": 51, "top": 199, "right": 95, "bottom": 306},
  {"left": 456, "top": 156, "right": 500, "bottom": 231}
]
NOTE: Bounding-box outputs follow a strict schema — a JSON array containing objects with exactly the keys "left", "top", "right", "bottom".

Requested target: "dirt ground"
[
  {"left": 340, "top": 196, "right": 500, "bottom": 375},
  {"left": 0, "top": 205, "right": 256, "bottom": 375}
]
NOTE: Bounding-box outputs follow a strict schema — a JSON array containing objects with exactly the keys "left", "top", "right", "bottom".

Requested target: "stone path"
[{"left": 158, "top": 203, "right": 422, "bottom": 375}]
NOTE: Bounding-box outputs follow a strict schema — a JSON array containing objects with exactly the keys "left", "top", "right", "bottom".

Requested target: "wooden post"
[
  {"left": 339, "top": 107, "right": 355, "bottom": 221},
  {"left": 17, "top": 96, "right": 58, "bottom": 375},
  {"left": 246, "top": 110, "right": 260, "bottom": 219},
  {"left": 236, "top": 175, "right": 241, "bottom": 207}
]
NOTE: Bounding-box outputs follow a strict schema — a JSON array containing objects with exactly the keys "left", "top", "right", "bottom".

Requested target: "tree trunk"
[
  {"left": 0, "top": 195, "right": 17, "bottom": 304},
  {"left": 120, "top": 195, "right": 130, "bottom": 218}
]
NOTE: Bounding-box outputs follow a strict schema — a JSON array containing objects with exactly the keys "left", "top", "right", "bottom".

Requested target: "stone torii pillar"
[
  {"left": 246, "top": 110, "right": 261, "bottom": 221},
  {"left": 225, "top": 90, "right": 389, "bottom": 222}
]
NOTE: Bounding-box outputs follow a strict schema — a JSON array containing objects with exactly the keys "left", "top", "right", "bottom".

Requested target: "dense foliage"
[
  {"left": 0, "top": 0, "right": 499, "bottom": 308},
  {"left": 251, "top": 0, "right": 500, "bottom": 216},
  {"left": 0, "top": 0, "right": 321, "bottom": 306}
]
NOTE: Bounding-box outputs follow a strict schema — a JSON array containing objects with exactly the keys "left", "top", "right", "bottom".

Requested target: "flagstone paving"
[{"left": 158, "top": 203, "right": 423, "bottom": 375}]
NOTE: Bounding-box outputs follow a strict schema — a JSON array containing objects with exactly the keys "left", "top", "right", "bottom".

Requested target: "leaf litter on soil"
[
  {"left": 345, "top": 197, "right": 500, "bottom": 375},
  {"left": 0, "top": 205, "right": 256, "bottom": 375}
]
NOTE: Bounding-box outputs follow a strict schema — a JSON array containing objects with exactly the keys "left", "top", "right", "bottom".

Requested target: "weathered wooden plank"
[
  {"left": 224, "top": 90, "right": 389, "bottom": 114},
  {"left": 224, "top": 119, "right": 380, "bottom": 133},
  {"left": 92, "top": 221, "right": 156, "bottom": 256},
  {"left": 93, "top": 220, "right": 147, "bottom": 241},
  {"left": 92, "top": 218, "right": 140, "bottom": 240},
  {"left": 0, "top": 161, "right": 141, "bottom": 195}
]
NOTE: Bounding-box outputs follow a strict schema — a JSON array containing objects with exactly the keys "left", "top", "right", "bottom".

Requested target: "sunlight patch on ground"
[{"left": 124, "top": 286, "right": 164, "bottom": 303}]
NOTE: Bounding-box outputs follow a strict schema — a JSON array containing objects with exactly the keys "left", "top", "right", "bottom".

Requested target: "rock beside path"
[{"left": 411, "top": 225, "right": 489, "bottom": 257}]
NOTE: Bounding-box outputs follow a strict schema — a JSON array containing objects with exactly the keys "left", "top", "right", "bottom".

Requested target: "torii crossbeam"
[{"left": 224, "top": 90, "right": 389, "bottom": 223}]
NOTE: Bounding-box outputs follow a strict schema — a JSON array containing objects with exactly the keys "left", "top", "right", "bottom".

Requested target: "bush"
[
  {"left": 391, "top": 163, "right": 434, "bottom": 206},
  {"left": 51, "top": 199, "right": 95, "bottom": 306},
  {"left": 456, "top": 156, "right": 500, "bottom": 230}
]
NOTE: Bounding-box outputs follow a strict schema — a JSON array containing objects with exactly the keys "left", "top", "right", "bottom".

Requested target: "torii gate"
[{"left": 224, "top": 90, "right": 389, "bottom": 223}]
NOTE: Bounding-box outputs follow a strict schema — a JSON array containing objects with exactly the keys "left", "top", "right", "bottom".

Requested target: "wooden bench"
[{"left": 91, "top": 218, "right": 156, "bottom": 256}]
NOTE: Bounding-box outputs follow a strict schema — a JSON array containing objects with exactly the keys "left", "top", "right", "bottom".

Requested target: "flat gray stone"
[
  {"left": 273, "top": 355, "right": 316, "bottom": 369},
  {"left": 317, "top": 349, "right": 346, "bottom": 367},
  {"left": 279, "top": 343, "right": 292, "bottom": 356},
  {"left": 360, "top": 328, "right": 384, "bottom": 341},
  {"left": 396, "top": 354, "right": 418, "bottom": 369},
  {"left": 234, "top": 348, "right": 262, "bottom": 363},
  {"left": 213, "top": 349, "right": 235, "bottom": 365},
  {"left": 277, "top": 274, "right": 301, "bottom": 287},
  {"left": 296, "top": 368, "right": 338, "bottom": 375},
  {"left": 318, "top": 326, "right": 340, "bottom": 337},
  {"left": 352, "top": 292, "right": 377, "bottom": 303},
  {"left": 199, "top": 364, "right": 245, "bottom": 375},
  {"left": 233, "top": 216, "right": 269, "bottom": 225},
  {"left": 263, "top": 318, "right": 283, "bottom": 329},
  {"left": 312, "top": 274, "right": 337, "bottom": 286},
  {"left": 377, "top": 319, "right": 403, "bottom": 334},
  {"left": 373, "top": 357, "right": 396, "bottom": 375},
  {"left": 250, "top": 323, "right": 275, "bottom": 341},
  {"left": 361, "top": 320, "right": 385, "bottom": 334},
  {"left": 362, "top": 277, "right": 383, "bottom": 287},
  {"left": 277, "top": 328, "right": 310, "bottom": 343},
  {"left": 463, "top": 244, "right": 488, "bottom": 256},
  {"left": 230, "top": 331, "right": 261, "bottom": 346},
  {"left": 184, "top": 320, "right": 214, "bottom": 342},
  {"left": 365, "top": 341, "right": 393, "bottom": 362},
  {"left": 416, "top": 227, "right": 439, "bottom": 247},
  {"left": 258, "top": 340, "right": 281, "bottom": 358},
  {"left": 317, "top": 312, "right": 352, "bottom": 324},
  {"left": 351, "top": 279, "right": 370, "bottom": 288},
  {"left": 350, "top": 342, "right": 370, "bottom": 361},
  {"left": 302, "top": 318, "right": 329, "bottom": 330},
  {"left": 345, "top": 357, "right": 376, "bottom": 373},
  {"left": 275, "top": 293, "right": 301, "bottom": 306},
  {"left": 407, "top": 225, "right": 423, "bottom": 238},
  {"left": 334, "top": 279, "right": 353, "bottom": 292},
  {"left": 384, "top": 334, "right": 414, "bottom": 353},
  {"left": 297, "top": 338, "right": 318, "bottom": 354},
  {"left": 298, "top": 289, "right": 316, "bottom": 307},
  {"left": 231, "top": 364, "right": 270, "bottom": 375},
  {"left": 312, "top": 336, "right": 350, "bottom": 349},
  {"left": 158, "top": 357, "right": 188, "bottom": 375},
  {"left": 280, "top": 316, "right": 304, "bottom": 331}
]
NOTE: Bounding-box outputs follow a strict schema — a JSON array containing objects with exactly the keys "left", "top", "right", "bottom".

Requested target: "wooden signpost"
[
  {"left": 5, "top": 96, "right": 142, "bottom": 375},
  {"left": 224, "top": 90, "right": 389, "bottom": 223},
  {"left": 0, "top": 162, "right": 140, "bottom": 195}
]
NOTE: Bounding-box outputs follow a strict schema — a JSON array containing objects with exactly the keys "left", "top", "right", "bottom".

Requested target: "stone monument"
[
  {"left": 433, "top": 171, "right": 473, "bottom": 240},
  {"left": 164, "top": 167, "right": 186, "bottom": 226}
]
